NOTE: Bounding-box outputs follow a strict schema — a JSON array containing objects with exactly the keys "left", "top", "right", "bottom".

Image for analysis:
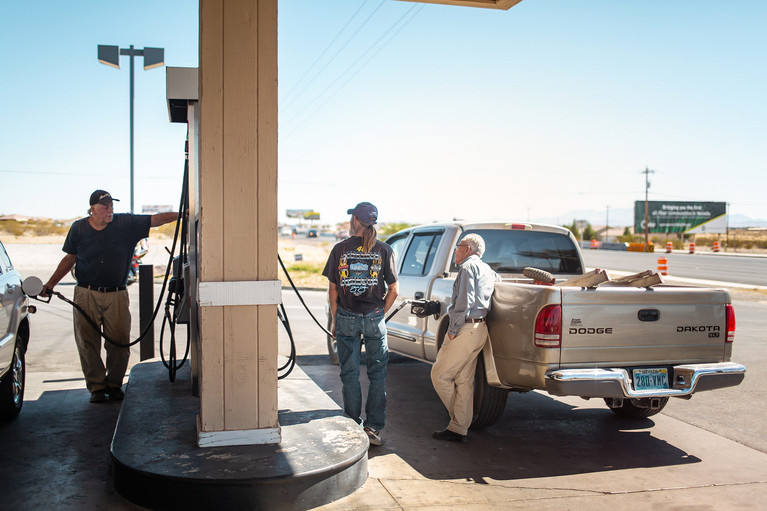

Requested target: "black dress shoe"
[{"left": 432, "top": 429, "right": 468, "bottom": 443}]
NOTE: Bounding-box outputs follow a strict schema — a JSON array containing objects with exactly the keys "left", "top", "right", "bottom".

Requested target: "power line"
[
  {"left": 283, "top": 4, "right": 424, "bottom": 138},
  {"left": 280, "top": 0, "right": 385, "bottom": 113},
  {"left": 0, "top": 169, "right": 179, "bottom": 180}
]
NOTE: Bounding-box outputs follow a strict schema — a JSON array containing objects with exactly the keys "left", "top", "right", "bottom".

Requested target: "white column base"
[{"left": 197, "top": 415, "right": 282, "bottom": 447}]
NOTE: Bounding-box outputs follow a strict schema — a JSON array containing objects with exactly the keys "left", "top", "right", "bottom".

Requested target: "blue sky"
[{"left": 2, "top": 1, "right": 765, "bottom": 227}]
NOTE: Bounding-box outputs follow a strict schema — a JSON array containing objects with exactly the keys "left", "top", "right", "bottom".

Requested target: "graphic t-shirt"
[{"left": 322, "top": 237, "right": 398, "bottom": 314}]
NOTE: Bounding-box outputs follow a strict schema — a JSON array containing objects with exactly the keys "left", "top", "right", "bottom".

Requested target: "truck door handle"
[
  {"left": 415, "top": 292, "right": 424, "bottom": 300},
  {"left": 638, "top": 309, "right": 660, "bottom": 321}
]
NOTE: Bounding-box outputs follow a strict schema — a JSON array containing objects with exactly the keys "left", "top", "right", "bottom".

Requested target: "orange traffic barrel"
[
  {"left": 713, "top": 240, "right": 720, "bottom": 252},
  {"left": 689, "top": 242, "right": 696, "bottom": 254},
  {"left": 590, "top": 239, "right": 598, "bottom": 249},
  {"left": 657, "top": 256, "right": 668, "bottom": 275},
  {"left": 666, "top": 241, "right": 673, "bottom": 253}
]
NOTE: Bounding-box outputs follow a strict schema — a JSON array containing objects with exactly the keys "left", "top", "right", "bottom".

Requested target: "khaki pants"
[
  {"left": 72, "top": 287, "right": 131, "bottom": 393},
  {"left": 430, "top": 322, "right": 488, "bottom": 435}
]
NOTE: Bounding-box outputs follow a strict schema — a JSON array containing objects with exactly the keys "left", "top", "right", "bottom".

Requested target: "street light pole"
[{"left": 97, "top": 44, "right": 164, "bottom": 213}]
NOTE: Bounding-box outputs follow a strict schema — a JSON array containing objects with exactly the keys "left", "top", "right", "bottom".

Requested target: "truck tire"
[
  {"left": 326, "top": 314, "right": 339, "bottom": 365},
  {"left": 470, "top": 355, "right": 508, "bottom": 429},
  {"left": 522, "top": 267, "right": 555, "bottom": 284},
  {"left": 604, "top": 397, "right": 669, "bottom": 419}
]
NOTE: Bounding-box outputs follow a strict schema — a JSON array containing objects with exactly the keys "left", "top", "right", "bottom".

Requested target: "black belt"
[
  {"left": 466, "top": 318, "right": 485, "bottom": 323},
  {"left": 78, "top": 284, "right": 127, "bottom": 293}
]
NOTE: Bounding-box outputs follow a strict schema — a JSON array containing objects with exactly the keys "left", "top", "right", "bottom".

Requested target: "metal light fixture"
[{"left": 97, "top": 44, "right": 165, "bottom": 213}]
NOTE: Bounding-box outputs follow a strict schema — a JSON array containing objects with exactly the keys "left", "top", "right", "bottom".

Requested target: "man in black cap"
[
  {"left": 323, "top": 202, "right": 399, "bottom": 446},
  {"left": 42, "top": 190, "right": 178, "bottom": 403}
]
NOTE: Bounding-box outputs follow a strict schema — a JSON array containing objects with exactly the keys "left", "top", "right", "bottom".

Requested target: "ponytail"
[{"left": 361, "top": 223, "right": 377, "bottom": 252}]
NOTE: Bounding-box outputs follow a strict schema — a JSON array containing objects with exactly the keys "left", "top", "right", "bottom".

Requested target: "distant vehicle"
[
  {"left": 279, "top": 227, "right": 293, "bottom": 237},
  {"left": 334, "top": 230, "right": 348, "bottom": 240},
  {"left": 0, "top": 239, "right": 32, "bottom": 420},
  {"left": 306, "top": 229, "right": 318, "bottom": 238}
]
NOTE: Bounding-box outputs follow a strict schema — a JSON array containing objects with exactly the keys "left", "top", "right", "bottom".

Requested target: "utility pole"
[
  {"left": 642, "top": 166, "right": 655, "bottom": 250},
  {"left": 605, "top": 205, "right": 609, "bottom": 242}
]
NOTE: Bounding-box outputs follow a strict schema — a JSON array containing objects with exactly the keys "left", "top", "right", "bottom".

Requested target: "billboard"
[
  {"left": 286, "top": 209, "right": 320, "bottom": 220},
  {"left": 634, "top": 201, "right": 727, "bottom": 234}
]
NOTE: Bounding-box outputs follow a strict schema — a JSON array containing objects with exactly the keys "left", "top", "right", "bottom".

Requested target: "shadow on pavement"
[
  {"left": 298, "top": 354, "right": 701, "bottom": 483},
  {"left": 0, "top": 388, "right": 143, "bottom": 510}
]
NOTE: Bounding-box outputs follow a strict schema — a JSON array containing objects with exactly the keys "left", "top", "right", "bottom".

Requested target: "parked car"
[
  {"left": 0, "top": 239, "right": 32, "bottom": 419},
  {"left": 306, "top": 229, "right": 318, "bottom": 238}
]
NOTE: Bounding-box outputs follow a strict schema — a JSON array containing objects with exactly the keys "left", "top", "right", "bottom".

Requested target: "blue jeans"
[{"left": 335, "top": 306, "right": 388, "bottom": 431}]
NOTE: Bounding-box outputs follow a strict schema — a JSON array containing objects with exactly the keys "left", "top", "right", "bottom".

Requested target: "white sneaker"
[{"left": 364, "top": 426, "right": 383, "bottom": 446}]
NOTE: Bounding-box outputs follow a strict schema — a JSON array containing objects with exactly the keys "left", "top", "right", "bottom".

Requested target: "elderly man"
[
  {"left": 431, "top": 233, "right": 501, "bottom": 443},
  {"left": 43, "top": 189, "right": 178, "bottom": 403}
]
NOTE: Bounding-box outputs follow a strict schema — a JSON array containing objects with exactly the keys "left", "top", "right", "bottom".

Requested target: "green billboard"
[{"left": 634, "top": 201, "right": 727, "bottom": 234}]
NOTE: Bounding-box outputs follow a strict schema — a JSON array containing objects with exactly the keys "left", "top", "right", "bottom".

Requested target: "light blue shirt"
[{"left": 447, "top": 254, "right": 501, "bottom": 337}]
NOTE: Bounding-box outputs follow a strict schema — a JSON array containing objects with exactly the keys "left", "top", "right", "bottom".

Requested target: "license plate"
[{"left": 633, "top": 368, "right": 669, "bottom": 391}]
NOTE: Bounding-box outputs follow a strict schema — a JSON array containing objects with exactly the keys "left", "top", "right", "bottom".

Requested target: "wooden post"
[{"left": 197, "top": 0, "right": 279, "bottom": 446}]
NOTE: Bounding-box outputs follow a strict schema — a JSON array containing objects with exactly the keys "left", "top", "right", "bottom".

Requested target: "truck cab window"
[
  {"left": 386, "top": 233, "right": 409, "bottom": 271},
  {"left": 451, "top": 229, "right": 582, "bottom": 274},
  {"left": 401, "top": 232, "right": 442, "bottom": 276}
]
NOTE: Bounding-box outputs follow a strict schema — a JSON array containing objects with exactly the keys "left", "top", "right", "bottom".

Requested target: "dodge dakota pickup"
[{"left": 328, "top": 222, "right": 746, "bottom": 428}]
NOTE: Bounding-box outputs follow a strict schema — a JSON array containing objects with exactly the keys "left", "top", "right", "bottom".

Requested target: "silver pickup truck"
[{"left": 337, "top": 221, "right": 746, "bottom": 428}]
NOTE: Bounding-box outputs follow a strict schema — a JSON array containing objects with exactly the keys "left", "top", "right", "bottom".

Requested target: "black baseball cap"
[
  {"left": 347, "top": 202, "right": 378, "bottom": 225},
  {"left": 89, "top": 190, "right": 120, "bottom": 206}
]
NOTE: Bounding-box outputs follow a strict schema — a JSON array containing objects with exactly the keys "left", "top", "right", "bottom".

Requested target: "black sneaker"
[
  {"left": 107, "top": 387, "right": 124, "bottom": 401},
  {"left": 90, "top": 390, "right": 107, "bottom": 403},
  {"left": 432, "top": 429, "right": 468, "bottom": 443}
]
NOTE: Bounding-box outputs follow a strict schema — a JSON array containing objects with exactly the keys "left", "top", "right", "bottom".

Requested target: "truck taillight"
[
  {"left": 725, "top": 304, "right": 735, "bottom": 343},
  {"left": 534, "top": 304, "right": 561, "bottom": 348}
]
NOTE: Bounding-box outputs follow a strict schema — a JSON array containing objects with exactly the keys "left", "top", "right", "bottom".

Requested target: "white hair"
[{"left": 461, "top": 233, "right": 485, "bottom": 258}]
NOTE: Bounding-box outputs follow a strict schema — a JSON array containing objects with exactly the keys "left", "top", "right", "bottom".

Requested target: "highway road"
[{"left": 581, "top": 249, "right": 767, "bottom": 287}]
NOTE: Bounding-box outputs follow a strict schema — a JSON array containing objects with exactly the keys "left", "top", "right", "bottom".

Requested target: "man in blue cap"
[{"left": 323, "top": 202, "right": 399, "bottom": 446}]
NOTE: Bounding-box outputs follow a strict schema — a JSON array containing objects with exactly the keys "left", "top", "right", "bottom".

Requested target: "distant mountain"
[
  {"left": 534, "top": 209, "right": 767, "bottom": 229},
  {"left": 728, "top": 214, "right": 767, "bottom": 228},
  {"left": 534, "top": 208, "right": 635, "bottom": 228}
]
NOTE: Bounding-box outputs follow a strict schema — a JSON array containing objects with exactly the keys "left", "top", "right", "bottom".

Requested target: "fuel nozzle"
[{"left": 21, "top": 276, "right": 54, "bottom": 303}]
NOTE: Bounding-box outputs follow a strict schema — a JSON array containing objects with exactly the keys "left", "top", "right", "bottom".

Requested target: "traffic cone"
[
  {"left": 713, "top": 240, "right": 720, "bottom": 252},
  {"left": 689, "top": 242, "right": 696, "bottom": 254},
  {"left": 666, "top": 241, "right": 673, "bottom": 253},
  {"left": 657, "top": 256, "right": 668, "bottom": 276}
]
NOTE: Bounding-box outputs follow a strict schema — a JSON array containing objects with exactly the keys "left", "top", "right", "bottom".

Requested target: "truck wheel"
[
  {"left": 470, "top": 356, "right": 508, "bottom": 429},
  {"left": 326, "top": 314, "right": 339, "bottom": 365},
  {"left": 604, "top": 397, "right": 669, "bottom": 419},
  {"left": 0, "top": 342, "right": 26, "bottom": 420}
]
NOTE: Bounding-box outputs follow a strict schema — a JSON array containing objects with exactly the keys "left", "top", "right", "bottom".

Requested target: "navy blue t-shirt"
[{"left": 63, "top": 213, "right": 151, "bottom": 287}]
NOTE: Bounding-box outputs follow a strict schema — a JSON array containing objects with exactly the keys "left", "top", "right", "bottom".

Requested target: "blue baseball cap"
[{"left": 347, "top": 202, "right": 378, "bottom": 225}]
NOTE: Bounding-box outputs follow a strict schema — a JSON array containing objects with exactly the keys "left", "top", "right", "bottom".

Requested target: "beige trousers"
[
  {"left": 72, "top": 287, "right": 131, "bottom": 393},
  {"left": 430, "top": 322, "right": 488, "bottom": 435}
]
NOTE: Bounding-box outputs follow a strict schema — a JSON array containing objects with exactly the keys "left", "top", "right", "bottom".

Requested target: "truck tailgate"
[{"left": 559, "top": 286, "right": 730, "bottom": 367}]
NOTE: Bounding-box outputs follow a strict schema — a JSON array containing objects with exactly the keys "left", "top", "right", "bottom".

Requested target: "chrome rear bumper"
[{"left": 544, "top": 362, "right": 746, "bottom": 399}]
